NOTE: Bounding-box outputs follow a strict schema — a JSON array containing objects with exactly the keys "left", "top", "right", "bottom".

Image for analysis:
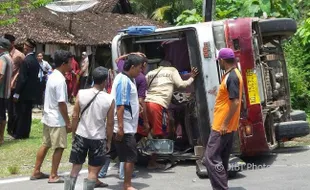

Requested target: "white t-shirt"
[
  {"left": 38, "top": 60, "right": 52, "bottom": 78},
  {"left": 76, "top": 88, "right": 114, "bottom": 140},
  {"left": 42, "top": 69, "right": 68, "bottom": 127},
  {"left": 110, "top": 73, "right": 139, "bottom": 134}
]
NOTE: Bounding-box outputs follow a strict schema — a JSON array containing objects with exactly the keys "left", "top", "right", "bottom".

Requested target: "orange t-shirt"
[{"left": 212, "top": 68, "right": 243, "bottom": 133}]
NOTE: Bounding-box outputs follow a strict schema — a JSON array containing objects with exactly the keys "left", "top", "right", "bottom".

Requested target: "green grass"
[{"left": 0, "top": 119, "right": 73, "bottom": 178}]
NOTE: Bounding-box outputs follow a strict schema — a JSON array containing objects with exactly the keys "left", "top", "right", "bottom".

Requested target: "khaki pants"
[{"left": 43, "top": 124, "right": 67, "bottom": 149}]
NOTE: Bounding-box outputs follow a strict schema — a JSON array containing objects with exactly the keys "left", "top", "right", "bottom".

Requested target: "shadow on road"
[
  {"left": 272, "top": 146, "right": 310, "bottom": 154},
  {"left": 106, "top": 181, "right": 149, "bottom": 190},
  {"left": 229, "top": 187, "right": 247, "bottom": 190}
]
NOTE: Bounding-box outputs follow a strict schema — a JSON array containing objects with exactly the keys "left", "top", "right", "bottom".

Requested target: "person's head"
[
  {"left": 92, "top": 66, "right": 109, "bottom": 88},
  {"left": 0, "top": 37, "right": 11, "bottom": 53},
  {"left": 159, "top": 60, "right": 172, "bottom": 67},
  {"left": 217, "top": 48, "right": 235, "bottom": 70},
  {"left": 37, "top": 52, "right": 44, "bottom": 62},
  {"left": 54, "top": 50, "right": 73, "bottom": 73},
  {"left": 23, "top": 39, "right": 36, "bottom": 54},
  {"left": 123, "top": 54, "right": 144, "bottom": 78},
  {"left": 4, "top": 34, "right": 16, "bottom": 51},
  {"left": 82, "top": 52, "right": 87, "bottom": 59}
]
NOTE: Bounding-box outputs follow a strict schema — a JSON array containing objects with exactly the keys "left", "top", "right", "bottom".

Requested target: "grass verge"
[{"left": 0, "top": 119, "right": 73, "bottom": 178}]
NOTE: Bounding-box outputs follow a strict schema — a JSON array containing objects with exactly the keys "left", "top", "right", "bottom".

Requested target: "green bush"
[{"left": 284, "top": 36, "right": 310, "bottom": 113}]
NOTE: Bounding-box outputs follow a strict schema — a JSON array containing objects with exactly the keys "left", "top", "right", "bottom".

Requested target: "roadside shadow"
[
  {"left": 229, "top": 173, "right": 246, "bottom": 180},
  {"left": 272, "top": 146, "right": 310, "bottom": 154},
  {"left": 240, "top": 154, "right": 278, "bottom": 171},
  {"left": 106, "top": 182, "right": 149, "bottom": 190},
  {"left": 229, "top": 187, "right": 247, "bottom": 190}
]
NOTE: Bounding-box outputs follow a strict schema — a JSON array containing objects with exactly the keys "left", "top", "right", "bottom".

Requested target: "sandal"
[
  {"left": 48, "top": 177, "right": 64, "bottom": 183},
  {"left": 30, "top": 172, "right": 50, "bottom": 180},
  {"left": 95, "top": 182, "right": 108, "bottom": 188}
]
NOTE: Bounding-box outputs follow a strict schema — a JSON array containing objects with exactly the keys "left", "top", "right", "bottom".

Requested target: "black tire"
[
  {"left": 290, "top": 110, "right": 307, "bottom": 121},
  {"left": 275, "top": 121, "right": 310, "bottom": 141},
  {"left": 259, "top": 18, "right": 297, "bottom": 37}
]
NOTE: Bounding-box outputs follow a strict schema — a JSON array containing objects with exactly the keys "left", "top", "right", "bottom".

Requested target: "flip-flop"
[
  {"left": 95, "top": 182, "right": 108, "bottom": 188},
  {"left": 30, "top": 173, "right": 50, "bottom": 180},
  {"left": 48, "top": 177, "right": 64, "bottom": 183}
]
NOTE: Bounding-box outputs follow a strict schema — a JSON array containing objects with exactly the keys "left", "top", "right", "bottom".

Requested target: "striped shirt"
[
  {"left": 0, "top": 52, "right": 13, "bottom": 99},
  {"left": 110, "top": 73, "right": 139, "bottom": 134}
]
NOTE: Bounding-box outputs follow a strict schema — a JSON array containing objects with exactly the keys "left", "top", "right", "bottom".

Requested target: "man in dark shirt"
[
  {"left": 12, "top": 39, "right": 40, "bottom": 139},
  {"left": 204, "top": 48, "right": 243, "bottom": 190}
]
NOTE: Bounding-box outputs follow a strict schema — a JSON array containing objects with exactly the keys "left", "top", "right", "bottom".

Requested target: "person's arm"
[
  {"left": 106, "top": 100, "right": 115, "bottom": 147},
  {"left": 221, "top": 72, "right": 240, "bottom": 135},
  {"left": 137, "top": 76, "right": 149, "bottom": 128},
  {"left": 171, "top": 67, "right": 198, "bottom": 89},
  {"left": 115, "top": 80, "right": 131, "bottom": 140},
  {"left": 71, "top": 94, "right": 80, "bottom": 134},
  {"left": 59, "top": 102, "right": 71, "bottom": 132},
  {"left": 56, "top": 81, "right": 71, "bottom": 132},
  {"left": 46, "top": 61, "right": 52, "bottom": 72},
  {"left": 115, "top": 54, "right": 129, "bottom": 63},
  {"left": 0, "top": 59, "right": 6, "bottom": 83}
]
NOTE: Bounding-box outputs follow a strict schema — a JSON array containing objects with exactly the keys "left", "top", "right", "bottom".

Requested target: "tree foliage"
[
  {"left": 175, "top": 9, "right": 203, "bottom": 26},
  {"left": 0, "top": 0, "right": 52, "bottom": 26}
]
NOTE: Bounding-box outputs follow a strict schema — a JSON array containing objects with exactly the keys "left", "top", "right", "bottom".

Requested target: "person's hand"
[
  {"left": 139, "top": 104, "right": 143, "bottom": 114},
  {"left": 220, "top": 123, "right": 228, "bottom": 135},
  {"left": 131, "top": 52, "right": 146, "bottom": 57},
  {"left": 143, "top": 122, "right": 151, "bottom": 134},
  {"left": 66, "top": 121, "right": 72, "bottom": 133},
  {"left": 115, "top": 127, "right": 124, "bottom": 141},
  {"left": 190, "top": 67, "right": 199, "bottom": 78},
  {"left": 106, "top": 141, "right": 111, "bottom": 153}
]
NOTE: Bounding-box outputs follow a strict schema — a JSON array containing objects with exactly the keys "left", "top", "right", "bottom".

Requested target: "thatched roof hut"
[{"left": 0, "top": 1, "right": 164, "bottom": 46}]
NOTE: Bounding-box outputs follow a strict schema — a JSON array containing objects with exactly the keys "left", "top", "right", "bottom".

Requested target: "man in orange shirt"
[{"left": 204, "top": 48, "right": 243, "bottom": 190}]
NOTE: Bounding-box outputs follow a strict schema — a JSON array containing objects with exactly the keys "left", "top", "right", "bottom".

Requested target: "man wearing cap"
[
  {"left": 204, "top": 48, "right": 243, "bottom": 190},
  {"left": 12, "top": 39, "right": 40, "bottom": 139},
  {"left": 79, "top": 52, "right": 89, "bottom": 89},
  {"left": 3, "top": 34, "right": 25, "bottom": 136},
  {"left": 0, "top": 38, "right": 13, "bottom": 145}
]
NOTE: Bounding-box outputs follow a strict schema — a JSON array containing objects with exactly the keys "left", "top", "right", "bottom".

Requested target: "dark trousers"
[
  {"left": 7, "top": 89, "right": 17, "bottom": 135},
  {"left": 12, "top": 100, "right": 33, "bottom": 139},
  {"left": 36, "top": 80, "right": 46, "bottom": 106},
  {"left": 204, "top": 130, "right": 234, "bottom": 190},
  {"left": 79, "top": 76, "right": 88, "bottom": 89}
]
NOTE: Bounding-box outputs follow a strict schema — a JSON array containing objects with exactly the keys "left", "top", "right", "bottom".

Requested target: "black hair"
[
  {"left": 4, "top": 34, "right": 15, "bottom": 42},
  {"left": 123, "top": 54, "right": 144, "bottom": 71},
  {"left": 54, "top": 50, "right": 73, "bottom": 68},
  {"left": 223, "top": 58, "right": 235, "bottom": 64},
  {"left": 37, "top": 52, "right": 44, "bottom": 56},
  {"left": 92, "top": 66, "right": 109, "bottom": 85}
]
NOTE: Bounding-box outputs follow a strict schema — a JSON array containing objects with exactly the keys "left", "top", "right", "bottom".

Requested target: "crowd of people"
[
  {"left": 0, "top": 34, "right": 90, "bottom": 144},
  {"left": 0, "top": 33, "right": 243, "bottom": 190}
]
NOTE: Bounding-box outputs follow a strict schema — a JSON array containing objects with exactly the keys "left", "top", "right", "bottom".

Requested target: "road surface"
[{"left": 1, "top": 146, "right": 310, "bottom": 190}]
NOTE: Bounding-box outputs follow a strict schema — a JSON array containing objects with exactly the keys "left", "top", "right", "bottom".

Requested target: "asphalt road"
[{"left": 1, "top": 146, "right": 310, "bottom": 190}]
